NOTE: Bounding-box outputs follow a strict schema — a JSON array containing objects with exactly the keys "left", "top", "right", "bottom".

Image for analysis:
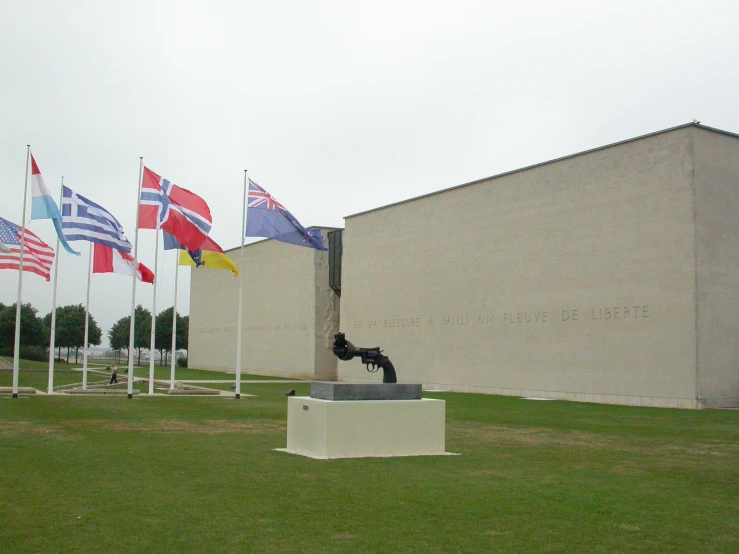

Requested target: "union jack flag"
[{"left": 248, "top": 179, "right": 286, "bottom": 212}]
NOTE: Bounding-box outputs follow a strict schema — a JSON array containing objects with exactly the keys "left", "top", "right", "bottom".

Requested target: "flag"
[
  {"left": 0, "top": 217, "right": 55, "bottom": 281},
  {"left": 245, "top": 178, "right": 327, "bottom": 251},
  {"left": 163, "top": 232, "right": 238, "bottom": 276},
  {"left": 139, "top": 167, "right": 212, "bottom": 252},
  {"left": 0, "top": 242, "right": 10, "bottom": 254},
  {"left": 29, "top": 155, "right": 80, "bottom": 256},
  {"left": 93, "top": 243, "right": 154, "bottom": 284},
  {"left": 61, "top": 186, "right": 133, "bottom": 252}
]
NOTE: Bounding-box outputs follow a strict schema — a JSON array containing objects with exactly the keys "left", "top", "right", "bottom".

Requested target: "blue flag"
[{"left": 244, "top": 179, "right": 327, "bottom": 251}]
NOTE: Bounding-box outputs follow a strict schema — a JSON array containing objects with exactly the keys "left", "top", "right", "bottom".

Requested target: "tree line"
[
  {"left": 0, "top": 302, "right": 187, "bottom": 365},
  {"left": 107, "top": 305, "right": 188, "bottom": 365}
]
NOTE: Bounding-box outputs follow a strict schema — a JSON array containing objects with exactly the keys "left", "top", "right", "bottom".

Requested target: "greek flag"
[{"left": 61, "top": 186, "right": 133, "bottom": 253}]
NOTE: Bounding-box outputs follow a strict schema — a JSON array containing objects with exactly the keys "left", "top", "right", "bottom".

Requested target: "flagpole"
[
  {"left": 82, "top": 241, "right": 92, "bottom": 390},
  {"left": 170, "top": 253, "right": 179, "bottom": 390},
  {"left": 148, "top": 222, "right": 160, "bottom": 395},
  {"left": 235, "top": 170, "right": 247, "bottom": 400},
  {"left": 47, "top": 178, "right": 63, "bottom": 394},
  {"left": 127, "top": 158, "right": 144, "bottom": 399},
  {"left": 12, "top": 146, "right": 31, "bottom": 399}
]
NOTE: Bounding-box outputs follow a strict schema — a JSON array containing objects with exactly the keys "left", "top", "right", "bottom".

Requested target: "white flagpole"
[
  {"left": 127, "top": 158, "right": 144, "bottom": 399},
  {"left": 47, "top": 178, "right": 63, "bottom": 394},
  {"left": 235, "top": 169, "right": 247, "bottom": 399},
  {"left": 12, "top": 146, "right": 31, "bottom": 399},
  {"left": 170, "top": 253, "right": 179, "bottom": 390},
  {"left": 82, "top": 241, "right": 92, "bottom": 390},
  {"left": 148, "top": 222, "right": 160, "bottom": 395}
]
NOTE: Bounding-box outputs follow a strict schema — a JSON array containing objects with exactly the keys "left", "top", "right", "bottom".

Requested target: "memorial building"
[
  {"left": 188, "top": 227, "right": 341, "bottom": 381},
  {"left": 189, "top": 123, "right": 739, "bottom": 409},
  {"left": 339, "top": 123, "right": 739, "bottom": 409}
]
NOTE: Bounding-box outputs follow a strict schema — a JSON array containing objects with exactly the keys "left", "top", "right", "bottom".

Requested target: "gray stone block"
[{"left": 311, "top": 382, "right": 422, "bottom": 401}]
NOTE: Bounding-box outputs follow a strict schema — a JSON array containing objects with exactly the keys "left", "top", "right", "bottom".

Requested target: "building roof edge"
[{"left": 344, "top": 122, "right": 737, "bottom": 220}]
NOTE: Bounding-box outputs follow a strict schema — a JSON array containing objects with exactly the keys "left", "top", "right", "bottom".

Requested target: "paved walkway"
[{"left": 179, "top": 379, "right": 306, "bottom": 384}]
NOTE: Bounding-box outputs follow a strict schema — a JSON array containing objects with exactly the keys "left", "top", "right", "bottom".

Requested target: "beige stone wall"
[
  {"left": 693, "top": 128, "right": 739, "bottom": 407},
  {"left": 188, "top": 230, "right": 339, "bottom": 380},
  {"left": 340, "top": 127, "right": 703, "bottom": 408}
]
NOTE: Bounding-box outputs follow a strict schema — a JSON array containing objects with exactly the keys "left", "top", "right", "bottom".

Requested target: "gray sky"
[{"left": 2, "top": 0, "right": 738, "bottom": 346}]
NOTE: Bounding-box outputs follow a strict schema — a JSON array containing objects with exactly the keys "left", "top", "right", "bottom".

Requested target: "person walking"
[{"left": 110, "top": 364, "right": 118, "bottom": 384}]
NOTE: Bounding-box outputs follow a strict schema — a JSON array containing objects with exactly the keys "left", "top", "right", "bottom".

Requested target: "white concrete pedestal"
[{"left": 283, "top": 396, "right": 446, "bottom": 459}]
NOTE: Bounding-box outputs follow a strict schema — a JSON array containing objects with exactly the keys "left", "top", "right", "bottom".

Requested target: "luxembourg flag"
[
  {"left": 30, "top": 155, "right": 80, "bottom": 256},
  {"left": 93, "top": 243, "right": 154, "bottom": 283}
]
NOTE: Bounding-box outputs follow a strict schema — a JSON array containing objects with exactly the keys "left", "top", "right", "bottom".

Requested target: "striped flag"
[
  {"left": 61, "top": 185, "right": 133, "bottom": 252},
  {"left": 0, "top": 216, "right": 55, "bottom": 281},
  {"left": 29, "top": 155, "right": 80, "bottom": 255}
]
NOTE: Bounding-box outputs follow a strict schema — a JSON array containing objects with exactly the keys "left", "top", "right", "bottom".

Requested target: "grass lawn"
[{"left": 0, "top": 387, "right": 737, "bottom": 553}]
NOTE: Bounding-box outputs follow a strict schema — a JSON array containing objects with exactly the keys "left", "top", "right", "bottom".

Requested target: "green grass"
[{"left": 0, "top": 387, "right": 737, "bottom": 553}]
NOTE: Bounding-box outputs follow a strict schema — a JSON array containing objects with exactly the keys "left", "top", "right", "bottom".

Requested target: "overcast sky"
[{"left": 2, "top": 0, "right": 738, "bottom": 347}]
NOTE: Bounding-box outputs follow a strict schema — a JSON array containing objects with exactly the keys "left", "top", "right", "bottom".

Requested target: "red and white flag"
[
  {"left": 93, "top": 243, "right": 154, "bottom": 283},
  {"left": 0, "top": 216, "right": 55, "bottom": 281}
]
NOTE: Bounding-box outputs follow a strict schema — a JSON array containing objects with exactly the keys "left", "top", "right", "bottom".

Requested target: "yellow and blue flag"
[{"left": 163, "top": 232, "right": 238, "bottom": 277}]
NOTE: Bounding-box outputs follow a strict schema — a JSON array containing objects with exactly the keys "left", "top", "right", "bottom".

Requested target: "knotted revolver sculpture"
[{"left": 332, "top": 332, "right": 397, "bottom": 383}]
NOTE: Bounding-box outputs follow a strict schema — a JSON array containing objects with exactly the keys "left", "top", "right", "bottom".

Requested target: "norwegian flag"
[
  {"left": 0, "top": 216, "right": 55, "bottom": 281},
  {"left": 139, "top": 167, "right": 212, "bottom": 252}
]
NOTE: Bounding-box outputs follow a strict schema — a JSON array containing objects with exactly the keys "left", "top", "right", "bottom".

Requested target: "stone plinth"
[
  {"left": 310, "top": 381, "right": 422, "bottom": 401},
  {"left": 65, "top": 389, "right": 139, "bottom": 395},
  {"left": 0, "top": 387, "right": 36, "bottom": 395},
  {"left": 283, "top": 396, "right": 446, "bottom": 459}
]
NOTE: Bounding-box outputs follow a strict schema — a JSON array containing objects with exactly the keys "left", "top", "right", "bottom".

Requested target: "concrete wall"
[
  {"left": 188, "top": 229, "right": 339, "bottom": 380},
  {"left": 694, "top": 128, "right": 739, "bottom": 407},
  {"left": 339, "top": 127, "right": 705, "bottom": 408}
]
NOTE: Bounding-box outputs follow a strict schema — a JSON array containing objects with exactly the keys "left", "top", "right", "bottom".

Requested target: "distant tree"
[
  {"left": 180, "top": 315, "right": 189, "bottom": 351},
  {"left": 55, "top": 306, "right": 74, "bottom": 362},
  {"left": 41, "top": 312, "right": 51, "bottom": 358},
  {"left": 0, "top": 303, "right": 43, "bottom": 350},
  {"left": 155, "top": 307, "right": 188, "bottom": 365},
  {"left": 108, "top": 316, "right": 130, "bottom": 362},
  {"left": 107, "top": 306, "right": 151, "bottom": 365},
  {"left": 54, "top": 304, "right": 102, "bottom": 363}
]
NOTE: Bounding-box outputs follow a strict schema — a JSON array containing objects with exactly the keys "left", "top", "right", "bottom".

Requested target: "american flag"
[
  {"left": 247, "top": 178, "right": 286, "bottom": 212},
  {"left": 0, "top": 216, "right": 55, "bottom": 281}
]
